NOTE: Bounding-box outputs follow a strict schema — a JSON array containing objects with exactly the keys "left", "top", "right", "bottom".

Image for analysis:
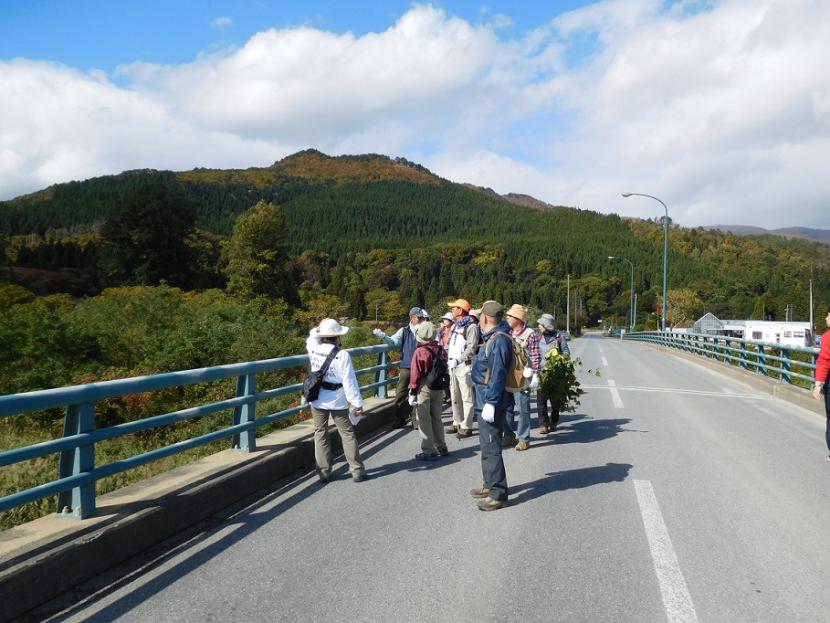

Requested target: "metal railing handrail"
[
  {"left": 622, "top": 330, "right": 819, "bottom": 385},
  {"left": 0, "top": 343, "right": 399, "bottom": 521}
]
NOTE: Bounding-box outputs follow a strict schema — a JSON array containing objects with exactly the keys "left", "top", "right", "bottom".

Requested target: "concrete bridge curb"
[{"left": 0, "top": 398, "right": 397, "bottom": 622}]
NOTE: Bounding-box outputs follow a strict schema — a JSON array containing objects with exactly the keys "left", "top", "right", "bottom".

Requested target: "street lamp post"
[
  {"left": 608, "top": 255, "right": 634, "bottom": 330},
  {"left": 622, "top": 193, "right": 669, "bottom": 331}
]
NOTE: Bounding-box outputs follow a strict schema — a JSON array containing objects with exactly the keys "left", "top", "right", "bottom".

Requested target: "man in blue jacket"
[
  {"left": 373, "top": 307, "right": 427, "bottom": 428},
  {"left": 470, "top": 300, "right": 513, "bottom": 511}
]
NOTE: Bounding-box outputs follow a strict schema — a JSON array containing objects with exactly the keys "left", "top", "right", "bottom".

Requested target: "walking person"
[
  {"left": 445, "top": 298, "right": 479, "bottom": 439},
  {"left": 536, "top": 313, "right": 571, "bottom": 434},
  {"left": 408, "top": 322, "right": 450, "bottom": 461},
  {"left": 373, "top": 307, "right": 427, "bottom": 428},
  {"left": 470, "top": 300, "right": 513, "bottom": 511},
  {"left": 812, "top": 307, "right": 830, "bottom": 460},
  {"left": 306, "top": 318, "right": 366, "bottom": 483},
  {"left": 503, "top": 304, "right": 541, "bottom": 451}
]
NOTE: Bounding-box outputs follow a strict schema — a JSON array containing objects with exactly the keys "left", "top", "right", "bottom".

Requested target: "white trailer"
[{"left": 740, "top": 320, "right": 813, "bottom": 347}]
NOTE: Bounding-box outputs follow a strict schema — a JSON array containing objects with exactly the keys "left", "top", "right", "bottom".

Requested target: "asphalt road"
[{"left": 49, "top": 334, "right": 830, "bottom": 623}]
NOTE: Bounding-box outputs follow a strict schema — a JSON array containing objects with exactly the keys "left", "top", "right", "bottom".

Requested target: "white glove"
[
  {"left": 481, "top": 403, "right": 495, "bottom": 423},
  {"left": 372, "top": 328, "right": 386, "bottom": 338},
  {"left": 447, "top": 358, "right": 459, "bottom": 369},
  {"left": 529, "top": 374, "right": 539, "bottom": 391},
  {"left": 408, "top": 394, "right": 417, "bottom": 406}
]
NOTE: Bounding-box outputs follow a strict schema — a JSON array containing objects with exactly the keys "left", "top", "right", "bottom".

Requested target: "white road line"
[
  {"left": 602, "top": 356, "right": 609, "bottom": 367},
  {"left": 598, "top": 345, "right": 604, "bottom": 354},
  {"left": 580, "top": 384, "right": 771, "bottom": 400},
  {"left": 634, "top": 479, "right": 699, "bottom": 623},
  {"left": 607, "top": 379, "right": 624, "bottom": 408}
]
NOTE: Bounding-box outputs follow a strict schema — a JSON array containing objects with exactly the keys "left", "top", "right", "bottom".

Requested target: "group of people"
[{"left": 306, "top": 297, "right": 570, "bottom": 512}]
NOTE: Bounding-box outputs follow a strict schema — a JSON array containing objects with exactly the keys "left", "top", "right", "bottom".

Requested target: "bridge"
[{"left": 2, "top": 333, "right": 829, "bottom": 622}]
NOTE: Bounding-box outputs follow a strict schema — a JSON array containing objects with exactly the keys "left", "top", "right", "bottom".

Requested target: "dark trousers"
[
  {"left": 478, "top": 406, "right": 508, "bottom": 502},
  {"left": 394, "top": 368, "right": 413, "bottom": 424},
  {"left": 536, "top": 388, "right": 560, "bottom": 428},
  {"left": 825, "top": 388, "right": 830, "bottom": 452}
]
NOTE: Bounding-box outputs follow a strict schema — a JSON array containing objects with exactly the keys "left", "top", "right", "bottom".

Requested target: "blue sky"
[
  {"left": 0, "top": 1, "right": 594, "bottom": 71},
  {"left": 1, "top": 1, "right": 828, "bottom": 229}
]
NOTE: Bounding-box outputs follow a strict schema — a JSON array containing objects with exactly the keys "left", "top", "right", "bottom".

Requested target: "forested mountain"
[
  {"left": 709, "top": 225, "right": 830, "bottom": 245},
  {"left": 2, "top": 149, "right": 829, "bottom": 381}
]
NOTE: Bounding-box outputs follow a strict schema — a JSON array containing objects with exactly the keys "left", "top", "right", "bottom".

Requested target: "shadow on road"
[
  {"left": 509, "top": 462, "right": 634, "bottom": 506},
  {"left": 531, "top": 414, "right": 645, "bottom": 447}
]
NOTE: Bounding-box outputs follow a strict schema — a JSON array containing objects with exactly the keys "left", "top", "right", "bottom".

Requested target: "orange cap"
[{"left": 447, "top": 298, "right": 471, "bottom": 312}]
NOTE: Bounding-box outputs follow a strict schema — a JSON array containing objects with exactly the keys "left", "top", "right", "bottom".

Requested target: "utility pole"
[
  {"left": 566, "top": 276, "right": 571, "bottom": 334},
  {"left": 809, "top": 277, "right": 814, "bottom": 337}
]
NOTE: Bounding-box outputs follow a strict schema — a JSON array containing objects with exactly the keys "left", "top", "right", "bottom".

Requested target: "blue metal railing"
[
  {"left": 0, "top": 345, "right": 398, "bottom": 520},
  {"left": 621, "top": 331, "right": 819, "bottom": 385}
]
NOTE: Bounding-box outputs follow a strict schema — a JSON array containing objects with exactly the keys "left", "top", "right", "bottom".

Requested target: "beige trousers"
[
  {"left": 449, "top": 363, "right": 475, "bottom": 431},
  {"left": 311, "top": 406, "right": 365, "bottom": 478}
]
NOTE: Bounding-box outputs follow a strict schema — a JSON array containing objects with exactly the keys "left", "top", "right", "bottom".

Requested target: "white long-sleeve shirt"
[{"left": 306, "top": 331, "right": 364, "bottom": 411}]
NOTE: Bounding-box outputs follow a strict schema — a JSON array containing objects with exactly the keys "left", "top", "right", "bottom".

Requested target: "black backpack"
[
  {"left": 423, "top": 350, "right": 450, "bottom": 391},
  {"left": 303, "top": 347, "right": 340, "bottom": 403}
]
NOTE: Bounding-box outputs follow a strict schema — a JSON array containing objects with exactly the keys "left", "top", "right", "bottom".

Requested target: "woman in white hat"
[{"left": 306, "top": 318, "right": 366, "bottom": 483}]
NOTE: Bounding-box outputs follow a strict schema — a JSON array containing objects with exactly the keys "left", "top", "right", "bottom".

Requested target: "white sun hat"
[{"left": 315, "top": 318, "right": 349, "bottom": 337}]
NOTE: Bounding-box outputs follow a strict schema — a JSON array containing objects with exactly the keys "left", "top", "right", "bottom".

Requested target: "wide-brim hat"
[
  {"left": 441, "top": 312, "right": 455, "bottom": 323},
  {"left": 506, "top": 303, "right": 528, "bottom": 322},
  {"left": 415, "top": 321, "right": 436, "bottom": 343},
  {"left": 537, "top": 313, "right": 555, "bottom": 331},
  {"left": 315, "top": 318, "right": 349, "bottom": 337}
]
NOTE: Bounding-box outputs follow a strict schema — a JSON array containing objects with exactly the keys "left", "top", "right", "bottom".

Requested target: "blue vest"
[{"left": 401, "top": 327, "right": 417, "bottom": 369}]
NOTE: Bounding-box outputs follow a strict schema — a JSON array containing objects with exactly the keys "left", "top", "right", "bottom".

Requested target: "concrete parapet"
[{"left": 0, "top": 398, "right": 397, "bottom": 622}]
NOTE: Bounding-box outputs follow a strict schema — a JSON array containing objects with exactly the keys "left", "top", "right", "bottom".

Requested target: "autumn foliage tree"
[{"left": 223, "top": 201, "right": 297, "bottom": 304}]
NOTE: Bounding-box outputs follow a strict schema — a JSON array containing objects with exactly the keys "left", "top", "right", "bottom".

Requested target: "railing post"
[
  {"left": 57, "top": 402, "right": 96, "bottom": 519},
  {"left": 781, "top": 349, "right": 791, "bottom": 384},
  {"left": 757, "top": 344, "right": 767, "bottom": 376},
  {"left": 376, "top": 351, "right": 389, "bottom": 398},
  {"left": 232, "top": 374, "right": 256, "bottom": 452}
]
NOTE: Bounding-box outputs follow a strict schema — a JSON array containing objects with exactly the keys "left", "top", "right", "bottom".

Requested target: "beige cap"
[
  {"left": 415, "top": 321, "right": 436, "bottom": 344},
  {"left": 506, "top": 303, "right": 528, "bottom": 322}
]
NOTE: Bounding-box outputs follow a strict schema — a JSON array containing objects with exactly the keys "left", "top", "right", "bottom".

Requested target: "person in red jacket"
[{"left": 812, "top": 307, "right": 830, "bottom": 460}]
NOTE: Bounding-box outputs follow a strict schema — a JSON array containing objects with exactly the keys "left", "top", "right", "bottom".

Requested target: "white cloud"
[
  {"left": 1, "top": 1, "right": 829, "bottom": 229},
  {"left": 0, "top": 59, "right": 290, "bottom": 198},
  {"left": 210, "top": 16, "right": 233, "bottom": 29}
]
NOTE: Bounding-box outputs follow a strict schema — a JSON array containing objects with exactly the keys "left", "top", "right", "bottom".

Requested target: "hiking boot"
[
  {"left": 469, "top": 485, "right": 490, "bottom": 498},
  {"left": 352, "top": 472, "right": 366, "bottom": 483},
  {"left": 456, "top": 428, "right": 473, "bottom": 439},
  {"left": 445, "top": 424, "right": 459, "bottom": 433},
  {"left": 538, "top": 425, "right": 550, "bottom": 435},
  {"left": 415, "top": 452, "right": 438, "bottom": 461},
  {"left": 515, "top": 440, "right": 530, "bottom": 451},
  {"left": 437, "top": 447, "right": 449, "bottom": 457},
  {"left": 477, "top": 496, "right": 505, "bottom": 512},
  {"left": 501, "top": 434, "right": 517, "bottom": 447}
]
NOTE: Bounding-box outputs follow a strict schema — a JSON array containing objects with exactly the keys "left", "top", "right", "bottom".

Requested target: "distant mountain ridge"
[{"left": 709, "top": 225, "right": 830, "bottom": 245}]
